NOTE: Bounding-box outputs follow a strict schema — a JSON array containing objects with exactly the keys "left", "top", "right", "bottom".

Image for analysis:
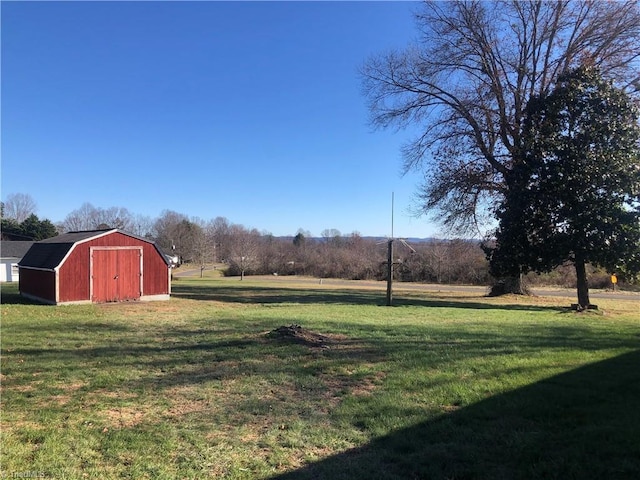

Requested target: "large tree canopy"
[
  {"left": 362, "top": 0, "right": 640, "bottom": 235},
  {"left": 487, "top": 66, "right": 640, "bottom": 308}
]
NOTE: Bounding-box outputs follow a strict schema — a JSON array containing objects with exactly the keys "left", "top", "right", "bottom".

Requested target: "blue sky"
[{"left": 2, "top": 1, "right": 438, "bottom": 238}]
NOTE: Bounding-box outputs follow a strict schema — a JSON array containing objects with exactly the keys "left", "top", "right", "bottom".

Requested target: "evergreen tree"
[
  {"left": 20, "top": 214, "right": 58, "bottom": 240},
  {"left": 487, "top": 66, "right": 640, "bottom": 308},
  {"left": 0, "top": 213, "right": 57, "bottom": 240}
]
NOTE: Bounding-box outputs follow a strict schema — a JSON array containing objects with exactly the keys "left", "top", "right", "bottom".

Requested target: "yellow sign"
[{"left": 611, "top": 275, "right": 618, "bottom": 284}]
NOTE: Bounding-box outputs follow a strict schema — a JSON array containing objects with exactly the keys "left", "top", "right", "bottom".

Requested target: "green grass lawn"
[{"left": 2, "top": 278, "right": 639, "bottom": 479}]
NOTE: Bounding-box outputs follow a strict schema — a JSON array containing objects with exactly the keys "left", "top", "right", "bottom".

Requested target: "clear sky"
[{"left": 2, "top": 0, "right": 439, "bottom": 238}]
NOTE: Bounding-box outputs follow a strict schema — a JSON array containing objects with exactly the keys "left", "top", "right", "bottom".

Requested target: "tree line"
[
  {"left": 0, "top": 195, "right": 491, "bottom": 285},
  {"left": 221, "top": 232, "right": 490, "bottom": 285},
  {"left": 1, "top": 194, "right": 632, "bottom": 290}
]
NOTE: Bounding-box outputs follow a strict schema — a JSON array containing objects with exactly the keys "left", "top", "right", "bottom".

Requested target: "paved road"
[{"left": 173, "top": 269, "right": 639, "bottom": 302}]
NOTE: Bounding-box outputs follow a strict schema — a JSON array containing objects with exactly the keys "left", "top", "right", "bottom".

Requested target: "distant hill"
[{"left": 276, "top": 236, "right": 439, "bottom": 243}]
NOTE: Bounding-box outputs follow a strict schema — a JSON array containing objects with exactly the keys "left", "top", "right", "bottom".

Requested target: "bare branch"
[{"left": 361, "top": 0, "right": 640, "bottom": 233}]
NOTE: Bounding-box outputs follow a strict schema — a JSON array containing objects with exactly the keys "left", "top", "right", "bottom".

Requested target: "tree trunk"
[
  {"left": 488, "top": 274, "right": 531, "bottom": 296},
  {"left": 575, "top": 255, "right": 590, "bottom": 309}
]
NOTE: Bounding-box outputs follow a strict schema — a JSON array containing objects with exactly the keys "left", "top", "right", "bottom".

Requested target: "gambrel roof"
[{"left": 19, "top": 229, "right": 170, "bottom": 271}]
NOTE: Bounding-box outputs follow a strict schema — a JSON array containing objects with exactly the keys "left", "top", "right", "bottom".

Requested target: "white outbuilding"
[{"left": 0, "top": 241, "right": 34, "bottom": 282}]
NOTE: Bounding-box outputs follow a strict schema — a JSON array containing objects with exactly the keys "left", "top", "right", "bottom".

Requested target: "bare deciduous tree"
[
  {"left": 153, "top": 210, "right": 203, "bottom": 263},
  {"left": 191, "top": 218, "right": 213, "bottom": 274},
  {"left": 93, "top": 206, "right": 134, "bottom": 231},
  {"left": 228, "top": 225, "right": 261, "bottom": 280},
  {"left": 426, "top": 240, "right": 451, "bottom": 284},
  {"left": 130, "top": 214, "right": 155, "bottom": 238},
  {"left": 206, "top": 216, "right": 232, "bottom": 263},
  {"left": 362, "top": 0, "right": 640, "bottom": 236},
  {"left": 61, "top": 203, "right": 99, "bottom": 231},
  {"left": 3, "top": 193, "right": 37, "bottom": 223},
  {"left": 61, "top": 202, "right": 135, "bottom": 232},
  {"left": 321, "top": 228, "right": 343, "bottom": 247}
]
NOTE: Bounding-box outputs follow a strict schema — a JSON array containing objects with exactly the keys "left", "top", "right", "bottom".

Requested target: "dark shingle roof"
[
  {"left": 36, "top": 229, "right": 115, "bottom": 244},
  {"left": 19, "top": 229, "right": 116, "bottom": 270},
  {"left": 19, "top": 242, "right": 73, "bottom": 270},
  {"left": 1, "top": 241, "right": 35, "bottom": 259}
]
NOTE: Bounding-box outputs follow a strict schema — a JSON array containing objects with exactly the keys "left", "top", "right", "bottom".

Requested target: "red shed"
[{"left": 18, "top": 229, "right": 171, "bottom": 305}]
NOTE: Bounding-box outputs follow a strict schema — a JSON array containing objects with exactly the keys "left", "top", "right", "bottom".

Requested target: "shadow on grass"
[
  {"left": 1, "top": 280, "right": 562, "bottom": 313},
  {"left": 172, "top": 283, "right": 563, "bottom": 313},
  {"left": 8, "top": 313, "right": 637, "bottom": 392},
  {"left": 270, "top": 349, "right": 640, "bottom": 480},
  {"left": 0, "top": 284, "right": 43, "bottom": 305}
]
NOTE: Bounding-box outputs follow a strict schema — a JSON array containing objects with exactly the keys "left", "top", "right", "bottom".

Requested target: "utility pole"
[
  {"left": 384, "top": 192, "right": 414, "bottom": 307},
  {"left": 386, "top": 193, "right": 395, "bottom": 306},
  {"left": 386, "top": 239, "right": 394, "bottom": 306}
]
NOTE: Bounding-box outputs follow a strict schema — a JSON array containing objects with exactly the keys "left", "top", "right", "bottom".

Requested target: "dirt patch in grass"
[
  {"left": 266, "top": 326, "right": 387, "bottom": 401},
  {"left": 165, "top": 397, "right": 214, "bottom": 418},
  {"left": 266, "top": 325, "right": 335, "bottom": 348},
  {"left": 59, "top": 381, "right": 87, "bottom": 391},
  {"left": 11, "top": 383, "right": 37, "bottom": 393},
  {"left": 102, "top": 406, "right": 147, "bottom": 428},
  {"left": 50, "top": 394, "right": 73, "bottom": 406}
]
